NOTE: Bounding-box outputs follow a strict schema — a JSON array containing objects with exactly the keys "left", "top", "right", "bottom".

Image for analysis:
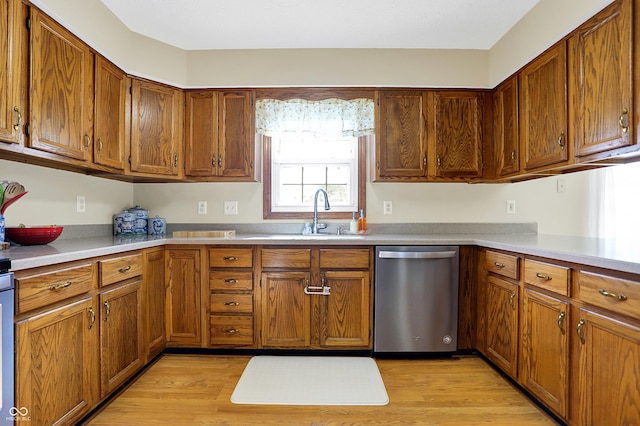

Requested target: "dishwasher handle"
[{"left": 378, "top": 250, "right": 457, "bottom": 259}]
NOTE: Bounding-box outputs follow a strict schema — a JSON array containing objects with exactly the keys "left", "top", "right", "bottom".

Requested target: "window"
[{"left": 257, "top": 95, "right": 373, "bottom": 220}]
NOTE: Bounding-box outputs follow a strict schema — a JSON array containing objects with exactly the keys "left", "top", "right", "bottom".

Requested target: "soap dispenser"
[{"left": 350, "top": 212, "right": 359, "bottom": 234}]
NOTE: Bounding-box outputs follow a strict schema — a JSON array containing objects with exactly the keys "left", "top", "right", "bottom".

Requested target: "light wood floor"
[{"left": 85, "top": 354, "right": 559, "bottom": 425}]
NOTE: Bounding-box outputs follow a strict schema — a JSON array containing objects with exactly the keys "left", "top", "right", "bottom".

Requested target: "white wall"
[{"left": 4, "top": 0, "right": 616, "bottom": 237}]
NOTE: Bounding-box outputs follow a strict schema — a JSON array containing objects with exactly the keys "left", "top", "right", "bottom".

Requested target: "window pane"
[
  {"left": 279, "top": 184, "right": 302, "bottom": 205},
  {"left": 327, "top": 166, "right": 350, "bottom": 184},
  {"left": 327, "top": 184, "right": 348, "bottom": 204},
  {"left": 304, "top": 166, "right": 327, "bottom": 185},
  {"left": 279, "top": 166, "right": 302, "bottom": 184}
]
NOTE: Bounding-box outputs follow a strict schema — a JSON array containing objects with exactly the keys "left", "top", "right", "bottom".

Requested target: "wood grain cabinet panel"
[
  {"left": 521, "top": 288, "right": 569, "bottom": 418},
  {"left": 0, "top": 0, "right": 27, "bottom": 145},
  {"left": 130, "top": 78, "right": 183, "bottom": 176},
  {"left": 485, "top": 274, "right": 519, "bottom": 378},
  {"left": 99, "top": 252, "right": 143, "bottom": 287},
  {"left": 570, "top": 0, "right": 635, "bottom": 159},
  {"left": 433, "top": 91, "right": 484, "bottom": 178},
  {"left": 29, "top": 8, "right": 94, "bottom": 161},
  {"left": 524, "top": 259, "right": 570, "bottom": 296},
  {"left": 143, "top": 247, "right": 165, "bottom": 361},
  {"left": 373, "top": 90, "right": 427, "bottom": 180},
  {"left": 519, "top": 41, "right": 569, "bottom": 171},
  {"left": 165, "top": 248, "right": 202, "bottom": 345},
  {"left": 493, "top": 77, "right": 520, "bottom": 177},
  {"left": 16, "top": 297, "right": 97, "bottom": 426}
]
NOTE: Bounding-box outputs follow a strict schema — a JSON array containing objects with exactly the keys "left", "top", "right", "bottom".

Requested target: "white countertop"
[{"left": 4, "top": 232, "right": 640, "bottom": 275}]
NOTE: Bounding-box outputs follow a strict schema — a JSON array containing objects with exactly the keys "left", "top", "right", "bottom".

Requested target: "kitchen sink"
[{"left": 245, "top": 234, "right": 366, "bottom": 240}]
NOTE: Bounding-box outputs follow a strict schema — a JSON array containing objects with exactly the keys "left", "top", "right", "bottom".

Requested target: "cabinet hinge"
[
  {"left": 24, "top": 123, "right": 30, "bottom": 137},
  {"left": 376, "top": 97, "right": 380, "bottom": 106},
  {"left": 128, "top": 155, "right": 132, "bottom": 164},
  {"left": 129, "top": 85, "right": 132, "bottom": 95},
  {"left": 25, "top": 17, "right": 30, "bottom": 30}
]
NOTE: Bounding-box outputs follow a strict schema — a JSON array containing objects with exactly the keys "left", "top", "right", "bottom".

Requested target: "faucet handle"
[{"left": 316, "top": 223, "right": 327, "bottom": 230}]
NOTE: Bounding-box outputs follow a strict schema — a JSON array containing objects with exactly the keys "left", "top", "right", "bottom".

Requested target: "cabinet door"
[
  {"left": 434, "top": 91, "right": 483, "bottom": 178},
  {"left": 493, "top": 77, "right": 519, "bottom": 176},
  {"left": 16, "top": 297, "right": 97, "bottom": 426},
  {"left": 218, "top": 90, "right": 254, "bottom": 177},
  {"left": 0, "top": 0, "right": 27, "bottom": 144},
  {"left": 261, "top": 271, "right": 310, "bottom": 347},
  {"left": 519, "top": 42, "right": 568, "bottom": 171},
  {"left": 94, "top": 56, "right": 127, "bottom": 170},
  {"left": 521, "top": 288, "right": 569, "bottom": 418},
  {"left": 374, "top": 90, "right": 427, "bottom": 180},
  {"left": 29, "top": 8, "right": 94, "bottom": 161},
  {"left": 130, "top": 78, "right": 183, "bottom": 176},
  {"left": 99, "top": 280, "right": 143, "bottom": 398},
  {"left": 485, "top": 274, "right": 519, "bottom": 377},
  {"left": 165, "top": 248, "right": 201, "bottom": 344},
  {"left": 143, "top": 247, "right": 166, "bottom": 360},
  {"left": 185, "top": 90, "right": 217, "bottom": 176},
  {"left": 317, "top": 270, "right": 370, "bottom": 348},
  {"left": 570, "top": 0, "right": 634, "bottom": 158},
  {"left": 577, "top": 308, "right": 640, "bottom": 426}
]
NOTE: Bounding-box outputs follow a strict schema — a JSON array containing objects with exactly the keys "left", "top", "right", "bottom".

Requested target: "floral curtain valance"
[{"left": 255, "top": 98, "right": 375, "bottom": 138}]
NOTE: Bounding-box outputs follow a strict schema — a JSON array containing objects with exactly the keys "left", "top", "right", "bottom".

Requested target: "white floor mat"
[{"left": 230, "top": 356, "right": 389, "bottom": 406}]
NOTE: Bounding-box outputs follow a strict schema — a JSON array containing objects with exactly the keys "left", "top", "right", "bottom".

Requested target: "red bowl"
[{"left": 6, "top": 226, "right": 64, "bottom": 245}]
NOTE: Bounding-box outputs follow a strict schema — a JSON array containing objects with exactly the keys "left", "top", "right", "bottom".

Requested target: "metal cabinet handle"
[
  {"left": 223, "top": 301, "right": 240, "bottom": 306},
  {"left": 599, "top": 289, "right": 627, "bottom": 301},
  {"left": 536, "top": 273, "right": 552, "bottom": 281},
  {"left": 494, "top": 262, "right": 505, "bottom": 269},
  {"left": 174, "top": 154, "right": 179, "bottom": 167},
  {"left": 619, "top": 108, "right": 629, "bottom": 133},
  {"left": 510, "top": 149, "right": 516, "bottom": 161},
  {"left": 118, "top": 265, "right": 132, "bottom": 273},
  {"left": 557, "top": 132, "right": 565, "bottom": 150},
  {"left": 50, "top": 281, "right": 71, "bottom": 291},
  {"left": 84, "top": 134, "right": 91, "bottom": 148},
  {"left": 422, "top": 155, "right": 427, "bottom": 169},
  {"left": 223, "top": 329, "right": 239, "bottom": 334},
  {"left": 88, "top": 307, "right": 96, "bottom": 329},
  {"left": 509, "top": 291, "right": 516, "bottom": 310},
  {"left": 13, "top": 106, "right": 22, "bottom": 130},
  {"left": 223, "top": 256, "right": 238, "bottom": 261},
  {"left": 304, "top": 285, "right": 331, "bottom": 296},
  {"left": 576, "top": 318, "right": 585, "bottom": 344},
  {"left": 437, "top": 155, "right": 442, "bottom": 167},
  {"left": 97, "top": 137, "right": 103, "bottom": 152},
  {"left": 218, "top": 155, "right": 223, "bottom": 167},
  {"left": 557, "top": 311, "right": 566, "bottom": 335},
  {"left": 103, "top": 301, "right": 111, "bottom": 321},
  {"left": 224, "top": 279, "right": 239, "bottom": 284}
]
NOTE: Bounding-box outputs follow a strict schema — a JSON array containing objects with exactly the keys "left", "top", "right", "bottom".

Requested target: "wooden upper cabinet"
[
  {"left": 185, "top": 90, "right": 255, "bottom": 179},
  {"left": 130, "top": 78, "right": 184, "bottom": 176},
  {"left": 570, "top": 0, "right": 635, "bottom": 159},
  {"left": 374, "top": 90, "right": 427, "bottom": 181},
  {"left": 433, "top": 91, "right": 484, "bottom": 178},
  {"left": 93, "top": 56, "right": 127, "bottom": 170},
  {"left": 0, "top": 0, "right": 27, "bottom": 145},
  {"left": 493, "top": 77, "right": 520, "bottom": 177},
  {"left": 519, "top": 41, "right": 569, "bottom": 171},
  {"left": 29, "top": 8, "right": 94, "bottom": 161}
]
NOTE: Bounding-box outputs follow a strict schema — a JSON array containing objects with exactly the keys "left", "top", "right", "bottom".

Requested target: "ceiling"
[{"left": 99, "top": 0, "right": 540, "bottom": 51}]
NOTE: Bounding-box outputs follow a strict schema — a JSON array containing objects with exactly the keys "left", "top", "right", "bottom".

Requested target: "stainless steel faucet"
[{"left": 312, "top": 188, "right": 330, "bottom": 234}]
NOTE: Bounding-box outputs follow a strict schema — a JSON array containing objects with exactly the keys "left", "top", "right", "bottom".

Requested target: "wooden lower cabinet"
[
  {"left": 99, "top": 280, "right": 144, "bottom": 398},
  {"left": 143, "top": 247, "right": 166, "bottom": 360},
  {"left": 16, "top": 297, "right": 98, "bottom": 426},
  {"left": 576, "top": 308, "right": 640, "bottom": 426},
  {"left": 484, "top": 274, "right": 519, "bottom": 377},
  {"left": 165, "top": 248, "right": 202, "bottom": 345},
  {"left": 521, "top": 288, "right": 569, "bottom": 418}
]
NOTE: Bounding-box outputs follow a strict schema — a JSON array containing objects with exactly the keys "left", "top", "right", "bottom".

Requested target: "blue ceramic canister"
[
  {"left": 148, "top": 215, "right": 166, "bottom": 236},
  {"left": 113, "top": 212, "right": 124, "bottom": 235},
  {"left": 129, "top": 205, "right": 149, "bottom": 234},
  {"left": 120, "top": 210, "right": 135, "bottom": 234}
]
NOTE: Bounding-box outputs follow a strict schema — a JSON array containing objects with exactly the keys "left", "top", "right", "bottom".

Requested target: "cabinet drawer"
[
  {"left": 262, "top": 248, "right": 311, "bottom": 268},
  {"left": 319, "top": 249, "right": 370, "bottom": 269},
  {"left": 485, "top": 251, "right": 519, "bottom": 280},
  {"left": 210, "top": 315, "right": 253, "bottom": 345},
  {"left": 578, "top": 271, "right": 640, "bottom": 320},
  {"left": 524, "top": 259, "right": 570, "bottom": 296},
  {"left": 209, "top": 248, "right": 253, "bottom": 268},
  {"left": 99, "top": 253, "right": 143, "bottom": 287},
  {"left": 210, "top": 294, "right": 253, "bottom": 314},
  {"left": 17, "top": 263, "right": 95, "bottom": 313},
  {"left": 209, "top": 271, "right": 253, "bottom": 291}
]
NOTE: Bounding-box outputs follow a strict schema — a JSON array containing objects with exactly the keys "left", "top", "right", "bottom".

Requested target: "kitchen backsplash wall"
[{"left": 1, "top": 158, "right": 596, "bottom": 238}]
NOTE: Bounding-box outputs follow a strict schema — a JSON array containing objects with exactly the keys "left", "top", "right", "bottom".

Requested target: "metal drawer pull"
[
  {"left": 224, "top": 279, "right": 239, "bottom": 284},
  {"left": 118, "top": 265, "right": 132, "bottom": 273},
  {"left": 50, "top": 281, "right": 71, "bottom": 291},
  {"left": 494, "top": 262, "right": 505, "bottom": 268},
  {"left": 304, "top": 285, "right": 331, "bottom": 296},
  {"left": 536, "top": 273, "right": 552, "bottom": 281},
  {"left": 557, "top": 131, "right": 565, "bottom": 150},
  {"left": 598, "top": 289, "right": 627, "bottom": 301},
  {"left": 620, "top": 108, "right": 629, "bottom": 133},
  {"left": 509, "top": 291, "right": 516, "bottom": 310},
  {"left": 223, "top": 256, "right": 239, "bottom": 261},
  {"left": 104, "top": 301, "right": 111, "bottom": 321},
  {"left": 224, "top": 301, "right": 240, "bottom": 306},
  {"left": 224, "top": 329, "right": 239, "bottom": 334},
  {"left": 576, "top": 318, "right": 585, "bottom": 344},
  {"left": 88, "top": 307, "right": 96, "bottom": 329},
  {"left": 557, "top": 311, "right": 566, "bottom": 335},
  {"left": 13, "top": 106, "right": 22, "bottom": 130},
  {"left": 379, "top": 251, "right": 456, "bottom": 259}
]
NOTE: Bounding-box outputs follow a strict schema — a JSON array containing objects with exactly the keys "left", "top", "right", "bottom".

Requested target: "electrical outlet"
[
  {"left": 383, "top": 200, "right": 393, "bottom": 215},
  {"left": 224, "top": 201, "right": 238, "bottom": 215},
  {"left": 506, "top": 200, "right": 516, "bottom": 214},
  {"left": 557, "top": 178, "right": 566, "bottom": 193},
  {"left": 198, "top": 201, "right": 207, "bottom": 215},
  {"left": 76, "top": 195, "right": 86, "bottom": 213}
]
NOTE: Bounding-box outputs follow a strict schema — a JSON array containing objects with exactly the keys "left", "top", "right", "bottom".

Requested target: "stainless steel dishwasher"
[{"left": 374, "top": 246, "right": 459, "bottom": 353}]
